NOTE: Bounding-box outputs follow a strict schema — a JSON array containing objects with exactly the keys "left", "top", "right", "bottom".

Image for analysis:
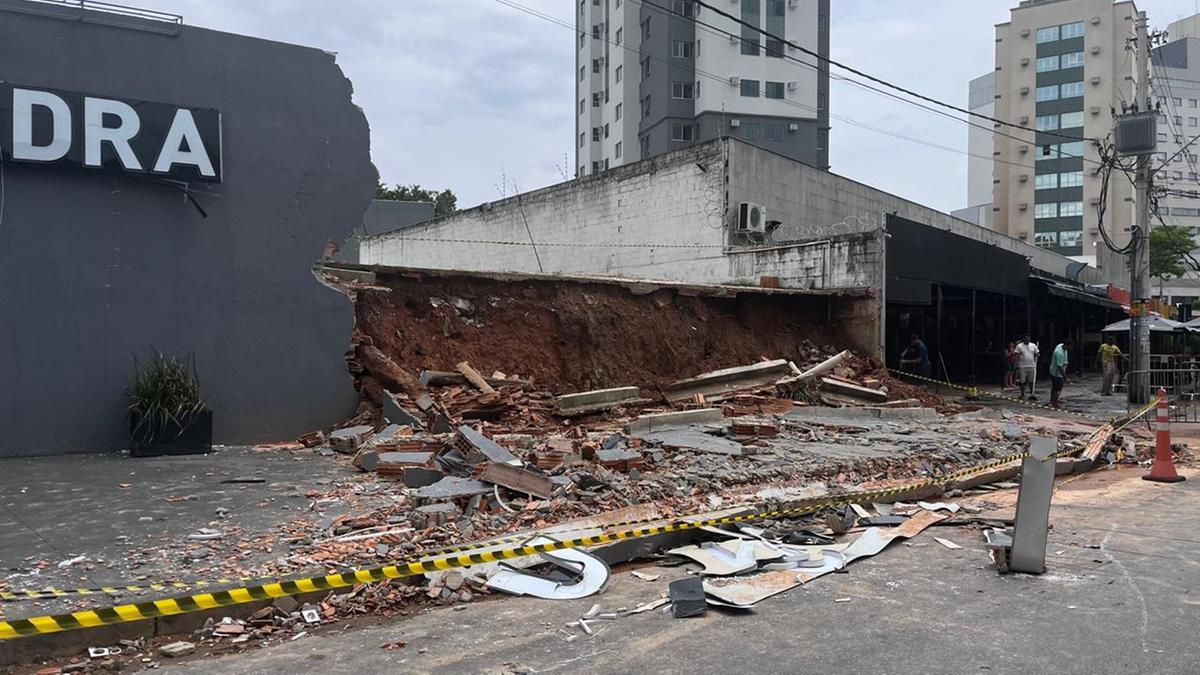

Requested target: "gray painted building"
[
  {"left": 0, "top": 0, "right": 377, "bottom": 455},
  {"left": 577, "top": 0, "right": 829, "bottom": 177}
]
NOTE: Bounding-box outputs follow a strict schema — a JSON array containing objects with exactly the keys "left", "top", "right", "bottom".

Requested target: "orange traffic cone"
[{"left": 1144, "top": 387, "right": 1186, "bottom": 484}]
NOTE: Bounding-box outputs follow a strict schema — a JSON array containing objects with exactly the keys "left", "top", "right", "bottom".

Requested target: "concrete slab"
[
  {"left": 627, "top": 408, "right": 723, "bottom": 434},
  {"left": 664, "top": 360, "right": 791, "bottom": 402}
]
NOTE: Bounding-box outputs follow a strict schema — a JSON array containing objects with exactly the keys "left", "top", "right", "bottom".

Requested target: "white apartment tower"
[
  {"left": 992, "top": 0, "right": 1137, "bottom": 268},
  {"left": 575, "top": 0, "right": 830, "bottom": 177}
]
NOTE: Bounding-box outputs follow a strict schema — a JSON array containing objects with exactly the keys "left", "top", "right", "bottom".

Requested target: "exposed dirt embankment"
[{"left": 350, "top": 273, "right": 870, "bottom": 402}]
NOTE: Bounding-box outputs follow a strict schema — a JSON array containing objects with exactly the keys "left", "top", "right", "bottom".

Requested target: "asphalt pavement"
[{"left": 154, "top": 464, "right": 1200, "bottom": 675}]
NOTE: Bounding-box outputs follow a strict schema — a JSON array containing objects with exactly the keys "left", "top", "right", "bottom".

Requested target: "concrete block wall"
[
  {"left": 724, "top": 140, "right": 1117, "bottom": 287},
  {"left": 362, "top": 143, "right": 731, "bottom": 283},
  {"left": 725, "top": 233, "right": 881, "bottom": 289}
]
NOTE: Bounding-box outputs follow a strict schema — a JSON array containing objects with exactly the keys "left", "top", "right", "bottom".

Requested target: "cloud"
[{"left": 144, "top": 0, "right": 1200, "bottom": 213}]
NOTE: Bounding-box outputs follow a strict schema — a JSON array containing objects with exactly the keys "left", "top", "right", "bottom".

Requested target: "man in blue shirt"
[
  {"left": 1049, "top": 339, "right": 1073, "bottom": 408},
  {"left": 900, "top": 334, "right": 932, "bottom": 378}
]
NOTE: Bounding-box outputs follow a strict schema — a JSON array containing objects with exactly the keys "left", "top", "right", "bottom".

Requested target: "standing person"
[
  {"left": 1004, "top": 342, "right": 1019, "bottom": 389},
  {"left": 1098, "top": 336, "right": 1122, "bottom": 396},
  {"left": 1049, "top": 339, "right": 1073, "bottom": 408},
  {"left": 1015, "top": 334, "right": 1039, "bottom": 400},
  {"left": 899, "top": 334, "right": 932, "bottom": 378}
]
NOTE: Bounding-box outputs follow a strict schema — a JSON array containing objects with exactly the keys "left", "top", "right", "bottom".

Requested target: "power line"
[
  {"left": 689, "top": 0, "right": 1094, "bottom": 143},
  {"left": 497, "top": 0, "right": 1058, "bottom": 172}
]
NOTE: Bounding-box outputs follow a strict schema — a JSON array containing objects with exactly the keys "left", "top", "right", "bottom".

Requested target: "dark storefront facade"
[
  {"left": 884, "top": 216, "right": 1122, "bottom": 385},
  {"left": 0, "top": 1, "right": 377, "bottom": 454}
]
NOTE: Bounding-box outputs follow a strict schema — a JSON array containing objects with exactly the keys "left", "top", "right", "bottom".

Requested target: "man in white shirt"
[{"left": 1015, "top": 334, "right": 1040, "bottom": 401}]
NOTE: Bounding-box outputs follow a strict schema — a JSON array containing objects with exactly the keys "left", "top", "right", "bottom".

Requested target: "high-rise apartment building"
[
  {"left": 954, "top": 72, "right": 997, "bottom": 229},
  {"left": 991, "top": 0, "right": 1137, "bottom": 267},
  {"left": 1150, "top": 16, "right": 1200, "bottom": 242},
  {"left": 575, "top": 0, "right": 829, "bottom": 177}
]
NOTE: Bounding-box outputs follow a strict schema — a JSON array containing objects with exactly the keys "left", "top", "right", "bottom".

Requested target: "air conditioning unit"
[
  {"left": 787, "top": 122, "right": 799, "bottom": 131},
  {"left": 1089, "top": 198, "right": 1101, "bottom": 205},
  {"left": 786, "top": 81, "right": 798, "bottom": 91},
  {"left": 729, "top": 34, "right": 738, "bottom": 44},
  {"left": 1019, "top": 115, "right": 1030, "bottom": 124},
  {"left": 1021, "top": 57, "right": 1030, "bottom": 66},
  {"left": 1091, "top": 76, "right": 1101, "bottom": 85},
  {"left": 730, "top": 118, "right": 741, "bottom": 128},
  {"left": 1018, "top": 232, "right": 1028, "bottom": 239},
  {"left": 1091, "top": 46, "right": 1101, "bottom": 54},
  {"left": 1090, "top": 106, "right": 1102, "bottom": 115},
  {"left": 1090, "top": 16, "right": 1101, "bottom": 24},
  {"left": 1020, "top": 86, "right": 1030, "bottom": 95},
  {"left": 1019, "top": 144, "right": 1030, "bottom": 154},
  {"left": 737, "top": 202, "right": 767, "bottom": 233},
  {"left": 1019, "top": 174, "right": 1029, "bottom": 182},
  {"left": 1019, "top": 203, "right": 1029, "bottom": 211},
  {"left": 1020, "top": 28, "right": 1030, "bottom": 37},
  {"left": 729, "top": 76, "right": 741, "bottom": 86},
  {"left": 788, "top": 0, "right": 799, "bottom": 6}
]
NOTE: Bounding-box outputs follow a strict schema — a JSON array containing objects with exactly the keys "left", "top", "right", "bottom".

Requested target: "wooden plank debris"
[{"left": 455, "top": 361, "right": 497, "bottom": 394}]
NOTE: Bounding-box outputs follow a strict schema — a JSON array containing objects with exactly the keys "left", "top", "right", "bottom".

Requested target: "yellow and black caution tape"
[
  {"left": 0, "top": 441, "right": 1069, "bottom": 640},
  {"left": 888, "top": 369, "right": 1119, "bottom": 422}
]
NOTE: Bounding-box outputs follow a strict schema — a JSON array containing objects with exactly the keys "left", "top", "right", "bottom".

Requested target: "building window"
[
  {"left": 1059, "top": 201, "right": 1084, "bottom": 217},
  {"left": 615, "top": 102, "right": 622, "bottom": 120},
  {"left": 672, "top": 81, "right": 695, "bottom": 99},
  {"left": 764, "top": 81, "right": 785, "bottom": 99},
  {"left": 1059, "top": 230, "right": 1083, "bottom": 248},
  {"left": 615, "top": 141, "right": 622, "bottom": 158},
  {"left": 592, "top": 127, "right": 600, "bottom": 142},
  {"left": 1060, "top": 22, "right": 1084, "bottom": 40},
  {"left": 740, "top": 78, "right": 760, "bottom": 97},
  {"left": 592, "top": 161, "right": 600, "bottom": 173},
  {"left": 615, "top": 27, "right": 622, "bottom": 45},
  {"left": 1036, "top": 56, "right": 1059, "bottom": 73},
  {"left": 1036, "top": 26, "right": 1060, "bottom": 43},
  {"left": 640, "top": 136, "right": 650, "bottom": 156},
  {"left": 579, "top": 165, "right": 585, "bottom": 175},
  {"left": 580, "top": 66, "right": 586, "bottom": 81},
  {"left": 1060, "top": 52, "right": 1085, "bottom": 69},
  {"left": 765, "top": 39, "right": 784, "bottom": 58},
  {"left": 604, "top": 123, "right": 609, "bottom": 138},
  {"left": 1174, "top": 97, "right": 1183, "bottom": 106},
  {"left": 1059, "top": 170, "right": 1083, "bottom": 187},
  {"left": 1175, "top": 171, "right": 1184, "bottom": 180},
  {"left": 672, "top": 41, "right": 694, "bottom": 58},
  {"left": 593, "top": 93, "right": 600, "bottom": 107},
  {"left": 1035, "top": 203, "right": 1057, "bottom": 219},
  {"left": 740, "top": 0, "right": 760, "bottom": 55},
  {"left": 1191, "top": 173, "right": 1199, "bottom": 182},
  {"left": 1034, "top": 232, "right": 1058, "bottom": 248},
  {"left": 1175, "top": 115, "right": 1183, "bottom": 125},
  {"left": 1159, "top": 132, "right": 1168, "bottom": 142},
  {"left": 579, "top": 32, "right": 586, "bottom": 49},
  {"left": 1035, "top": 173, "right": 1058, "bottom": 190},
  {"left": 1060, "top": 111, "right": 1084, "bottom": 128},
  {"left": 1036, "top": 85, "right": 1059, "bottom": 102},
  {"left": 672, "top": 0, "right": 694, "bottom": 17},
  {"left": 604, "top": 88, "right": 609, "bottom": 103},
  {"left": 1191, "top": 117, "right": 1198, "bottom": 127},
  {"left": 1036, "top": 115, "right": 1059, "bottom": 131},
  {"left": 642, "top": 17, "right": 650, "bottom": 38},
  {"left": 603, "top": 158, "right": 609, "bottom": 170},
  {"left": 579, "top": 133, "right": 586, "bottom": 148},
  {"left": 671, "top": 123, "right": 695, "bottom": 141},
  {"left": 1060, "top": 141, "right": 1085, "bottom": 157},
  {"left": 615, "top": 65, "right": 622, "bottom": 82},
  {"left": 642, "top": 96, "right": 651, "bottom": 119},
  {"left": 741, "top": 122, "right": 761, "bottom": 140},
  {"left": 643, "top": 59, "right": 651, "bottom": 79},
  {"left": 1060, "top": 81, "right": 1084, "bottom": 98},
  {"left": 764, "top": 124, "right": 784, "bottom": 141},
  {"left": 1190, "top": 153, "right": 1198, "bottom": 163},
  {"left": 593, "top": 24, "right": 601, "bottom": 39},
  {"left": 579, "top": 99, "right": 585, "bottom": 115}
]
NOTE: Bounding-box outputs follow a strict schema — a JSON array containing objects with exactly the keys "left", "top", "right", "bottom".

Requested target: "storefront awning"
[{"left": 1038, "top": 279, "right": 1122, "bottom": 309}]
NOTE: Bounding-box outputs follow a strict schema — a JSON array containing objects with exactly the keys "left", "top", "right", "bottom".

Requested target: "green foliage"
[
  {"left": 129, "top": 352, "right": 205, "bottom": 440},
  {"left": 375, "top": 182, "right": 458, "bottom": 218},
  {"left": 1149, "top": 225, "right": 1195, "bottom": 280}
]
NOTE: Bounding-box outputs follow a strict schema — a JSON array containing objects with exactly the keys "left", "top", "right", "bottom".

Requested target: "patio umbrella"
[{"left": 1101, "top": 316, "right": 1195, "bottom": 333}]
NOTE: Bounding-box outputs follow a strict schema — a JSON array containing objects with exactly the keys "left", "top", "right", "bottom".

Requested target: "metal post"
[{"left": 1130, "top": 10, "right": 1152, "bottom": 405}]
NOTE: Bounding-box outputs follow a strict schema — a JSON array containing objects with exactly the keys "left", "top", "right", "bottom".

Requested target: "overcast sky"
[{"left": 149, "top": 0, "right": 1200, "bottom": 213}]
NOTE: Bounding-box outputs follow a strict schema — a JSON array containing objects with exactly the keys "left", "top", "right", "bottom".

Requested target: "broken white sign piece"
[
  {"left": 933, "top": 537, "right": 962, "bottom": 550},
  {"left": 917, "top": 501, "right": 961, "bottom": 514},
  {"left": 485, "top": 536, "right": 610, "bottom": 600}
]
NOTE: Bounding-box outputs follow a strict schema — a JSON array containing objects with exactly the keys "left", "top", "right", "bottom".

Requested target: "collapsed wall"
[{"left": 343, "top": 268, "right": 878, "bottom": 406}]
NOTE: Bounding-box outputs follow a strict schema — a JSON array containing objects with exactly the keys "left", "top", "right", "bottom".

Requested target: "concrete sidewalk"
[{"left": 151, "top": 465, "right": 1200, "bottom": 675}]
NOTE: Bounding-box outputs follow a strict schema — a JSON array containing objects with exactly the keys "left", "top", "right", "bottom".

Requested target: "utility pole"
[{"left": 1130, "top": 10, "right": 1151, "bottom": 405}]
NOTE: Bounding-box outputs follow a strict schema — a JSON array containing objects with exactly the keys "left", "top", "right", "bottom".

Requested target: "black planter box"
[{"left": 129, "top": 409, "right": 213, "bottom": 457}]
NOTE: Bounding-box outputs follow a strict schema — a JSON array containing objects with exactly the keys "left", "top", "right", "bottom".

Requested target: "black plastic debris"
[{"left": 669, "top": 577, "right": 707, "bottom": 618}]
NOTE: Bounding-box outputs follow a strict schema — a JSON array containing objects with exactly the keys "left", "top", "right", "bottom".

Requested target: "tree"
[
  {"left": 1149, "top": 224, "right": 1195, "bottom": 281},
  {"left": 375, "top": 182, "right": 458, "bottom": 218}
]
